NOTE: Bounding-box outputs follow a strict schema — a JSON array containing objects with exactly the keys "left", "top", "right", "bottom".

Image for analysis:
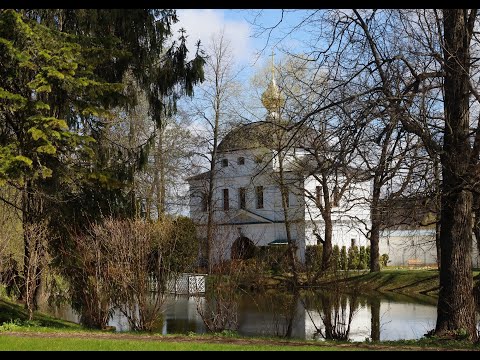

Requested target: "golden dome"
[
  {"left": 261, "top": 77, "right": 285, "bottom": 115},
  {"left": 261, "top": 51, "right": 285, "bottom": 117}
]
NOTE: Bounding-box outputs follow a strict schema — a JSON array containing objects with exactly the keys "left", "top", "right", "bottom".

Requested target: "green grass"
[
  {"left": 0, "top": 335, "right": 356, "bottom": 351},
  {"left": 1, "top": 331, "right": 479, "bottom": 351},
  {"left": 340, "top": 269, "right": 441, "bottom": 295},
  {"left": 0, "top": 298, "right": 80, "bottom": 330}
]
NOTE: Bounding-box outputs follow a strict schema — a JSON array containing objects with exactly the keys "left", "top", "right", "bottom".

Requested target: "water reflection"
[
  {"left": 302, "top": 289, "right": 359, "bottom": 341},
  {"left": 304, "top": 291, "right": 438, "bottom": 341},
  {"left": 237, "top": 291, "right": 304, "bottom": 338},
  {"left": 42, "top": 290, "right": 450, "bottom": 341}
]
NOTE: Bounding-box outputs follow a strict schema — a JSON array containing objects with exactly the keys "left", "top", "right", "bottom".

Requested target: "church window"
[
  {"left": 239, "top": 188, "right": 246, "bottom": 209},
  {"left": 256, "top": 186, "right": 264, "bottom": 209},
  {"left": 223, "top": 189, "right": 229, "bottom": 210}
]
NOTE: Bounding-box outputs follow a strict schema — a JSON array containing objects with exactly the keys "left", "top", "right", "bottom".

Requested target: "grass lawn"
[
  {"left": 0, "top": 331, "right": 479, "bottom": 351},
  {"left": 0, "top": 334, "right": 358, "bottom": 351},
  {"left": 340, "top": 268, "right": 440, "bottom": 295}
]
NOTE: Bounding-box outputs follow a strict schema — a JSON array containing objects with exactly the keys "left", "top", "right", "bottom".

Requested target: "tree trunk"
[
  {"left": 205, "top": 103, "right": 220, "bottom": 274},
  {"left": 321, "top": 174, "right": 333, "bottom": 272},
  {"left": 369, "top": 187, "right": 381, "bottom": 272},
  {"left": 436, "top": 189, "right": 476, "bottom": 339},
  {"left": 434, "top": 9, "right": 477, "bottom": 341},
  {"left": 435, "top": 220, "right": 442, "bottom": 270},
  {"left": 278, "top": 152, "right": 299, "bottom": 288},
  {"left": 370, "top": 297, "right": 380, "bottom": 342},
  {"left": 21, "top": 180, "right": 43, "bottom": 312},
  {"left": 321, "top": 217, "right": 333, "bottom": 271},
  {"left": 434, "top": 154, "right": 442, "bottom": 270},
  {"left": 156, "top": 127, "right": 166, "bottom": 217},
  {"left": 22, "top": 181, "right": 33, "bottom": 302},
  {"left": 474, "top": 193, "right": 480, "bottom": 260}
]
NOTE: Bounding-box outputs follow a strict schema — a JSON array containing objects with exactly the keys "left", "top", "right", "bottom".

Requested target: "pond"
[{"left": 42, "top": 289, "right": 456, "bottom": 342}]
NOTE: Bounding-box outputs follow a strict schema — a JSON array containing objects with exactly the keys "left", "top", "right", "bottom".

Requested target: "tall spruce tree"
[{"left": 0, "top": 9, "right": 204, "bottom": 321}]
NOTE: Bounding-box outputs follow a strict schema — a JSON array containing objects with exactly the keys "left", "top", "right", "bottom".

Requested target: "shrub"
[
  {"left": 347, "top": 245, "right": 360, "bottom": 270},
  {"left": 332, "top": 245, "right": 340, "bottom": 270},
  {"left": 339, "top": 246, "right": 347, "bottom": 270},
  {"left": 380, "top": 253, "right": 390, "bottom": 267},
  {"left": 256, "top": 245, "right": 289, "bottom": 275},
  {"left": 357, "top": 246, "right": 367, "bottom": 270},
  {"left": 366, "top": 246, "right": 371, "bottom": 268},
  {"left": 305, "top": 245, "right": 323, "bottom": 272}
]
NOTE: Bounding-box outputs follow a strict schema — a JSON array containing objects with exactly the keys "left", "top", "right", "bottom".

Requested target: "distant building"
[{"left": 378, "top": 198, "right": 480, "bottom": 267}]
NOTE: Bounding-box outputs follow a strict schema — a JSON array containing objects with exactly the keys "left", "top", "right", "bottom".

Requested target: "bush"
[
  {"left": 339, "top": 246, "right": 347, "bottom": 270},
  {"left": 332, "top": 245, "right": 340, "bottom": 270},
  {"left": 380, "top": 253, "right": 390, "bottom": 267},
  {"left": 256, "top": 245, "right": 289, "bottom": 275},
  {"left": 357, "top": 246, "right": 368, "bottom": 270},
  {"left": 347, "top": 245, "right": 360, "bottom": 270},
  {"left": 305, "top": 245, "right": 323, "bottom": 272}
]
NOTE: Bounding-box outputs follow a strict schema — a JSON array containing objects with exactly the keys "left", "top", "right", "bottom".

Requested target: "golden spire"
[{"left": 261, "top": 48, "right": 285, "bottom": 119}]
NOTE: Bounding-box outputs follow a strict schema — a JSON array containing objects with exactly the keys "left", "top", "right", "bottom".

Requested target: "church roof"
[
  {"left": 217, "top": 121, "right": 317, "bottom": 152},
  {"left": 185, "top": 171, "right": 210, "bottom": 181},
  {"left": 217, "top": 122, "right": 275, "bottom": 152}
]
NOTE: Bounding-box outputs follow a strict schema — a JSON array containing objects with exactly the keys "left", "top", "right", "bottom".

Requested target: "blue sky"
[{"left": 172, "top": 9, "right": 314, "bottom": 82}]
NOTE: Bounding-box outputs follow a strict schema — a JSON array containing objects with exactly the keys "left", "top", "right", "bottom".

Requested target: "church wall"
[
  {"left": 304, "top": 221, "right": 369, "bottom": 248},
  {"left": 206, "top": 221, "right": 305, "bottom": 263},
  {"left": 188, "top": 149, "right": 369, "bottom": 266}
]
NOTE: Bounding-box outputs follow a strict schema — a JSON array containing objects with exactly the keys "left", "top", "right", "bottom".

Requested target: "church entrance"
[{"left": 231, "top": 236, "right": 256, "bottom": 260}]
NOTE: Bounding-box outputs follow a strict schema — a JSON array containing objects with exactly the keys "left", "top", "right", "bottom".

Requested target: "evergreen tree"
[{"left": 0, "top": 9, "right": 205, "bottom": 317}]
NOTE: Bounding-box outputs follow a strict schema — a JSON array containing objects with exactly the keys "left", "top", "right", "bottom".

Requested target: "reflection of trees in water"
[
  {"left": 195, "top": 278, "right": 239, "bottom": 333},
  {"left": 278, "top": 290, "right": 299, "bottom": 338},
  {"left": 243, "top": 289, "right": 300, "bottom": 338},
  {"left": 304, "top": 288, "right": 359, "bottom": 341}
]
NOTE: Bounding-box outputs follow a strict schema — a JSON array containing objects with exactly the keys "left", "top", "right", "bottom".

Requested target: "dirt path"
[{"left": 0, "top": 331, "right": 475, "bottom": 351}]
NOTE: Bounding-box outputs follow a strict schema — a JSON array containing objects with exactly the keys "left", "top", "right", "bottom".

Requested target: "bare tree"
[
  {"left": 351, "top": 8, "right": 479, "bottom": 339},
  {"left": 70, "top": 227, "right": 113, "bottom": 329},
  {"left": 188, "top": 30, "right": 243, "bottom": 273},
  {"left": 106, "top": 74, "right": 199, "bottom": 219},
  {"left": 23, "top": 221, "right": 51, "bottom": 320},
  {"left": 193, "top": 224, "right": 255, "bottom": 333},
  {"left": 0, "top": 186, "right": 22, "bottom": 298},
  {"left": 95, "top": 218, "right": 176, "bottom": 332},
  {"left": 250, "top": 8, "right": 479, "bottom": 340}
]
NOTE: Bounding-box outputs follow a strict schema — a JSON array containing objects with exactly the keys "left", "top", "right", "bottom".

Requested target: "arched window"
[{"left": 231, "top": 236, "right": 256, "bottom": 260}]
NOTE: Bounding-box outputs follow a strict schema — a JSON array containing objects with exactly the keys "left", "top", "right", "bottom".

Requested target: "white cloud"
[{"left": 172, "top": 9, "right": 253, "bottom": 64}]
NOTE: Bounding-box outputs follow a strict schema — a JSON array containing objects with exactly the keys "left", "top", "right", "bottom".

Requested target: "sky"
[{"left": 172, "top": 9, "right": 314, "bottom": 83}]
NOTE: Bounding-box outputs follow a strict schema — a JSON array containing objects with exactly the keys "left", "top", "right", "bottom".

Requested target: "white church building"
[{"left": 187, "top": 67, "right": 371, "bottom": 265}]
